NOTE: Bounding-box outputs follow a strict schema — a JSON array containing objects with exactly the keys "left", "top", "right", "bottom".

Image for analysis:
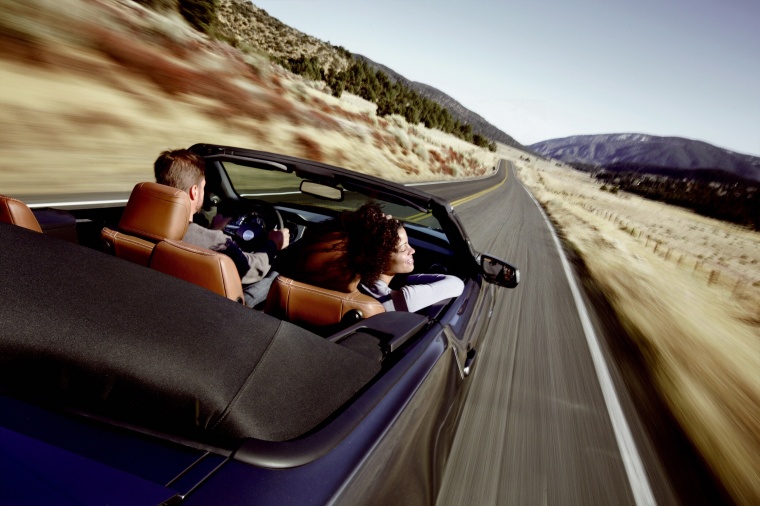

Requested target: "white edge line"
[
  {"left": 523, "top": 186, "right": 657, "bottom": 506},
  {"left": 28, "top": 199, "right": 128, "bottom": 209},
  {"left": 27, "top": 191, "right": 303, "bottom": 209}
]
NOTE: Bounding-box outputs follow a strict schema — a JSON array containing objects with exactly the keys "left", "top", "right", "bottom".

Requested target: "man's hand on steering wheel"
[
  {"left": 268, "top": 228, "right": 290, "bottom": 251},
  {"left": 220, "top": 200, "right": 285, "bottom": 252},
  {"left": 211, "top": 214, "right": 232, "bottom": 230}
]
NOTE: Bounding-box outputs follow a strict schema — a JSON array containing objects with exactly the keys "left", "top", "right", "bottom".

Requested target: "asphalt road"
[{"left": 418, "top": 161, "right": 696, "bottom": 506}]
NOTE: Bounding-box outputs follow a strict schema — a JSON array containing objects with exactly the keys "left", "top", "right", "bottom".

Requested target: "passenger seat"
[{"left": 265, "top": 231, "right": 384, "bottom": 329}]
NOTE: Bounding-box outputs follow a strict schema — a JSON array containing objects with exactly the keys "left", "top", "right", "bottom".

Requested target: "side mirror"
[{"left": 480, "top": 254, "right": 519, "bottom": 288}]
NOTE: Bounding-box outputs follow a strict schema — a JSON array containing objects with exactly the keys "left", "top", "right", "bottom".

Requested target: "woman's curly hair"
[{"left": 339, "top": 202, "right": 402, "bottom": 286}]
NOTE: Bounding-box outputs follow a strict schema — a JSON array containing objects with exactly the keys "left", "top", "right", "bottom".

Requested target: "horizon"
[{"left": 252, "top": 0, "right": 760, "bottom": 157}]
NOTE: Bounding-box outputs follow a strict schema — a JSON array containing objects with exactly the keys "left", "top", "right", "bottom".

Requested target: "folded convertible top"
[{"left": 0, "top": 223, "right": 379, "bottom": 442}]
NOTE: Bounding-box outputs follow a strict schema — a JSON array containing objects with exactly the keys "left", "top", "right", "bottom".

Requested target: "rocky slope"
[
  {"left": 216, "top": 0, "right": 520, "bottom": 148},
  {"left": 354, "top": 55, "right": 523, "bottom": 149}
]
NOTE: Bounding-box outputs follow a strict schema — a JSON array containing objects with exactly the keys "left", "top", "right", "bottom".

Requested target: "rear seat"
[
  {"left": 0, "top": 195, "right": 42, "bottom": 233},
  {"left": 33, "top": 208, "right": 78, "bottom": 243}
]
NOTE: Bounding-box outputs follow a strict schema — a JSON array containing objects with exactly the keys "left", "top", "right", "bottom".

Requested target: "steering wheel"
[{"left": 222, "top": 200, "right": 284, "bottom": 252}]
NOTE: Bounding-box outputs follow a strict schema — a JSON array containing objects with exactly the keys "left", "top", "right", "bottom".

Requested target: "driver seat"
[
  {"left": 149, "top": 239, "right": 245, "bottom": 304},
  {"left": 101, "top": 182, "right": 192, "bottom": 266},
  {"left": 265, "top": 232, "right": 384, "bottom": 329}
]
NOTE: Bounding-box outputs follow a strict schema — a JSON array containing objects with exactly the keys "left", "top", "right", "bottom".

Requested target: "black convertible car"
[{"left": 0, "top": 144, "right": 518, "bottom": 505}]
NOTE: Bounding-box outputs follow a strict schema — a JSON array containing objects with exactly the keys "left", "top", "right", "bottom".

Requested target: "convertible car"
[{"left": 0, "top": 144, "right": 518, "bottom": 505}]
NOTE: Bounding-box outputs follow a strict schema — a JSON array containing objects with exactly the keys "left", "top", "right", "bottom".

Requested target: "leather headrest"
[
  {"left": 0, "top": 195, "right": 42, "bottom": 233},
  {"left": 119, "top": 182, "right": 191, "bottom": 242},
  {"left": 293, "top": 231, "right": 360, "bottom": 293}
]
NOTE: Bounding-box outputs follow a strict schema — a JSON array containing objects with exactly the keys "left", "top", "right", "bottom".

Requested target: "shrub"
[
  {"left": 132, "top": 0, "right": 178, "bottom": 12},
  {"left": 178, "top": 0, "right": 218, "bottom": 35}
]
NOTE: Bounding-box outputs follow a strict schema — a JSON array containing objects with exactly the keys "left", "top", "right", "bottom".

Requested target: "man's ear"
[{"left": 188, "top": 184, "right": 198, "bottom": 201}]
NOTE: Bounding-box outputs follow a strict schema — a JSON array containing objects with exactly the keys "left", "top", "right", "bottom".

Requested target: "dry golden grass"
[
  {"left": 515, "top": 157, "right": 760, "bottom": 505},
  {"left": 0, "top": 0, "right": 497, "bottom": 196}
]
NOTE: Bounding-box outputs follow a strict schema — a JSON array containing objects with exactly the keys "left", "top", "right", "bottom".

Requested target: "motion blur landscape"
[{"left": 1, "top": 0, "right": 759, "bottom": 503}]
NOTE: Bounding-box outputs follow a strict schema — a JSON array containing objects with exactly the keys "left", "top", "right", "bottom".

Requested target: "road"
[{"left": 418, "top": 161, "right": 724, "bottom": 505}]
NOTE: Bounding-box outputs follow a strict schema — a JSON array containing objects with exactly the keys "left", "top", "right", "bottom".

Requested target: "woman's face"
[{"left": 385, "top": 226, "right": 415, "bottom": 276}]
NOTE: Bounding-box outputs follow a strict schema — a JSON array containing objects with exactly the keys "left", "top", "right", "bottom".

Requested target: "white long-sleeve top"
[{"left": 360, "top": 274, "right": 464, "bottom": 313}]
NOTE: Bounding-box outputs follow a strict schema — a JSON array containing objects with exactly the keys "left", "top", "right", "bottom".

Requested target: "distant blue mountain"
[{"left": 529, "top": 134, "right": 760, "bottom": 182}]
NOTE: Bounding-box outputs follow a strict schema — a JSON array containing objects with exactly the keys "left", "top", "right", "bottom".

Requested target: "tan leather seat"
[
  {"left": 265, "top": 231, "right": 384, "bottom": 327},
  {"left": 0, "top": 195, "right": 43, "bottom": 233},
  {"left": 150, "top": 239, "right": 245, "bottom": 304},
  {"left": 265, "top": 276, "right": 384, "bottom": 327},
  {"left": 101, "top": 182, "right": 191, "bottom": 266}
]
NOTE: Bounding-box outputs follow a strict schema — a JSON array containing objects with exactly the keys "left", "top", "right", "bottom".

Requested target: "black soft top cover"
[{"left": 0, "top": 223, "right": 379, "bottom": 442}]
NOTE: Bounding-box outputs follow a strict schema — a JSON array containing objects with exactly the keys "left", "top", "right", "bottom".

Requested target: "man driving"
[{"left": 154, "top": 148, "right": 289, "bottom": 307}]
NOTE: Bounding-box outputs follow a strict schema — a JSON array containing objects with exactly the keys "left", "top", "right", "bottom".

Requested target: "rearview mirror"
[
  {"left": 300, "top": 181, "right": 343, "bottom": 201},
  {"left": 480, "top": 254, "right": 519, "bottom": 288}
]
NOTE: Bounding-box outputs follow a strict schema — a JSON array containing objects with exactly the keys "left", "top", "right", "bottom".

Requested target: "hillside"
[
  {"left": 529, "top": 133, "right": 760, "bottom": 182},
  {"left": 215, "top": 0, "right": 519, "bottom": 148},
  {"left": 217, "top": 0, "right": 351, "bottom": 74},
  {"left": 353, "top": 55, "right": 523, "bottom": 149},
  {"left": 0, "top": 0, "right": 499, "bottom": 196}
]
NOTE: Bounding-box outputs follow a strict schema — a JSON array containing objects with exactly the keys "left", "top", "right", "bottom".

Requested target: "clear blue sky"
[{"left": 253, "top": 0, "right": 760, "bottom": 156}]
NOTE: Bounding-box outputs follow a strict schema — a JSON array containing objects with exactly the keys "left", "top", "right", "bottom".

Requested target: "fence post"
[{"left": 732, "top": 279, "right": 743, "bottom": 298}]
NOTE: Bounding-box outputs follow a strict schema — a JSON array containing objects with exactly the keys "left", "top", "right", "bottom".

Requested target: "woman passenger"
[{"left": 341, "top": 203, "right": 464, "bottom": 312}]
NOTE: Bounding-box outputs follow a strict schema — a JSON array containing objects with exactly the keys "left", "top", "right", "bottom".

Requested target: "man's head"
[{"left": 154, "top": 149, "right": 206, "bottom": 216}]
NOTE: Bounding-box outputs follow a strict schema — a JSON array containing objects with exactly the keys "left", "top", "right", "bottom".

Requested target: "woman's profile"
[{"left": 340, "top": 203, "right": 465, "bottom": 312}]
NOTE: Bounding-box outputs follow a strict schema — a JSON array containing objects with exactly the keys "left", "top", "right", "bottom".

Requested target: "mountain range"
[{"left": 530, "top": 134, "right": 760, "bottom": 182}]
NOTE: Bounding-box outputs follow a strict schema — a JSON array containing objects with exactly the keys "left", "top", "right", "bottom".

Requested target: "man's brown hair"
[{"left": 154, "top": 149, "right": 205, "bottom": 193}]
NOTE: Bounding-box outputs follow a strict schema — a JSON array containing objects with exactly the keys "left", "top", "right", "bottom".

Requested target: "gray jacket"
[{"left": 183, "top": 223, "right": 274, "bottom": 285}]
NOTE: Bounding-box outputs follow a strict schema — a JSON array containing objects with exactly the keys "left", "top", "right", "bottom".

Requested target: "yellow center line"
[
  {"left": 405, "top": 164, "right": 509, "bottom": 222},
  {"left": 450, "top": 169, "right": 508, "bottom": 207}
]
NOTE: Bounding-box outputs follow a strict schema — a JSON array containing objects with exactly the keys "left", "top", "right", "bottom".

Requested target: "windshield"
[{"left": 222, "top": 161, "right": 444, "bottom": 231}]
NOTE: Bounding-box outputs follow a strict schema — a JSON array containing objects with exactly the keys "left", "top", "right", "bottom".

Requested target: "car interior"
[
  {"left": 6, "top": 152, "right": 471, "bottom": 336},
  {"left": 1, "top": 152, "right": 466, "bottom": 329}
]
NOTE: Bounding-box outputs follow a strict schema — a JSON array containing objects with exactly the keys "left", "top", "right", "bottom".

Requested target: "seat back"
[
  {"left": 149, "top": 239, "right": 245, "bottom": 304},
  {"left": 265, "top": 231, "right": 384, "bottom": 327},
  {"left": 101, "top": 182, "right": 191, "bottom": 266},
  {"left": 0, "top": 195, "right": 42, "bottom": 233},
  {"left": 265, "top": 275, "right": 384, "bottom": 327}
]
